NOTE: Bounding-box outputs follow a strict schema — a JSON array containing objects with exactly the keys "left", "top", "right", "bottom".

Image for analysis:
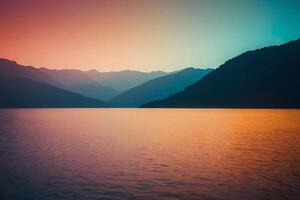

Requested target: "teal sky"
[
  {"left": 163, "top": 0, "right": 300, "bottom": 69},
  {"left": 1, "top": 0, "right": 300, "bottom": 71}
]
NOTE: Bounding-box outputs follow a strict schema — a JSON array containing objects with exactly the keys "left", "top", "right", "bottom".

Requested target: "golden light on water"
[{"left": 1, "top": 109, "right": 299, "bottom": 199}]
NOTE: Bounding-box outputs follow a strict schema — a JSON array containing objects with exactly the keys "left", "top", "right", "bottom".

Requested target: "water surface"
[{"left": 0, "top": 109, "right": 299, "bottom": 200}]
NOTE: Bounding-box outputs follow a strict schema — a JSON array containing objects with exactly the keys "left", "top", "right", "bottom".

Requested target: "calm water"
[{"left": 0, "top": 109, "right": 299, "bottom": 200}]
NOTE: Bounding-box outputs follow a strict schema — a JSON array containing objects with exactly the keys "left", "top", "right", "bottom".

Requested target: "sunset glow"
[{"left": 1, "top": 0, "right": 300, "bottom": 71}]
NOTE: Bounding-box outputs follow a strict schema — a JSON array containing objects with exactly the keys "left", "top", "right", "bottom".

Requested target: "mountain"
[
  {"left": 143, "top": 39, "right": 300, "bottom": 108},
  {"left": 0, "top": 59, "right": 56, "bottom": 85},
  {"left": 0, "top": 78, "right": 109, "bottom": 108},
  {"left": 39, "top": 68, "right": 118, "bottom": 100},
  {"left": 110, "top": 68, "right": 213, "bottom": 107},
  {"left": 85, "top": 70, "right": 168, "bottom": 92}
]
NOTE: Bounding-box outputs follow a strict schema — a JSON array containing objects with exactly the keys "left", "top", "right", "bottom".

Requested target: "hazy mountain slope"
[
  {"left": 143, "top": 39, "right": 300, "bottom": 108},
  {"left": 0, "top": 78, "right": 108, "bottom": 108},
  {"left": 40, "top": 68, "right": 118, "bottom": 100},
  {"left": 110, "top": 68, "right": 213, "bottom": 107},
  {"left": 0, "top": 59, "right": 57, "bottom": 85},
  {"left": 85, "top": 70, "right": 168, "bottom": 92}
]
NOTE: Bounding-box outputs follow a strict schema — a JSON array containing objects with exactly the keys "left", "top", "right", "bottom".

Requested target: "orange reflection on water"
[{"left": 0, "top": 109, "right": 299, "bottom": 199}]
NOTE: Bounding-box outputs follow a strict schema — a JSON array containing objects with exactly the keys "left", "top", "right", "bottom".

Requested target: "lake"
[{"left": 0, "top": 109, "right": 299, "bottom": 200}]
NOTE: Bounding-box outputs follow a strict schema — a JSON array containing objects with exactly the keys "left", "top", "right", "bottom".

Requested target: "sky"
[{"left": 0, "top": 0, "right": 300, "bottom": 72}]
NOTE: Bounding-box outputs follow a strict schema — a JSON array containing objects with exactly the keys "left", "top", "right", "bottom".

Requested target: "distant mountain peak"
[
  {"left": 39, "top": 67, "right": 118, "bottom": 100},
  {"left": 179, "top": 67, "right": 197, "bottom": 72},
  {"left": 85, "top": 69, "right": 169, "bottom": 92},
  {"left": 0, "top": 58, "right": 18, "bottom": 65},
  {"left": 87, "top": 69, "right": 99, "bottom": 73},
  {"left": 110, "top": 67, "right": 213, "bottom": 107}
]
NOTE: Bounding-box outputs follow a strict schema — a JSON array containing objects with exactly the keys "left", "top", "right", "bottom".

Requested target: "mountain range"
[
  {"left": 143, "top": 39, "right": 300, "bottom": 108},
  {"left": 0, "top": 59, "right": 174, "bottom": 108},
  {"left": 85, "top": 70, "right": 168, "bottom": 92},
  {"left": 0, "top": 59, "right": 56, "bottom": 85},
  {"left": 110, "top": 67, "right": 213, "bottom": 107},
  {"left": 0, "top": 59, "right": 176, "bottom": 107},
  {"left": 39, "top": 68, "right": 118, "bottom": 100},
  {"left": 1, "top": 38, "right": 299, "bottom": 108},
  {"left": 0, "top": 77, "right": 108, "bottom": 108}
]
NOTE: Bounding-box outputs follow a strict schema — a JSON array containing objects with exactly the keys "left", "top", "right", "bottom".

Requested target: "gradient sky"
[{"left": 1, "top": 0, "right": 300, "bottom": 72}]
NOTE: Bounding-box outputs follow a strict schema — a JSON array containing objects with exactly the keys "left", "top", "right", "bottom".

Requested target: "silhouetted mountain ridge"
[
  {"left": 39, "top": 68, "right": 118, "bottom": 100},
  {"left": 0, "top": 77, "right": 108, "bottom": 108},
  {"left": 143, "top": 39, "right": 300, "bottom": 108},
  {"left": 0, "top": 58, "right": 57, "bottom": 86},
  {"left": 85, "top": 69, "right": 168, "bottom": 92},
  {"left": 110, "top": 67, "right": 213, "bottom": 107}
]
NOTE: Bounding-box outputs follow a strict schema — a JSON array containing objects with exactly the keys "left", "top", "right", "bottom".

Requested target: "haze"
[{"left": 1, "top": 0, "right": 300, "bottom": 71}]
